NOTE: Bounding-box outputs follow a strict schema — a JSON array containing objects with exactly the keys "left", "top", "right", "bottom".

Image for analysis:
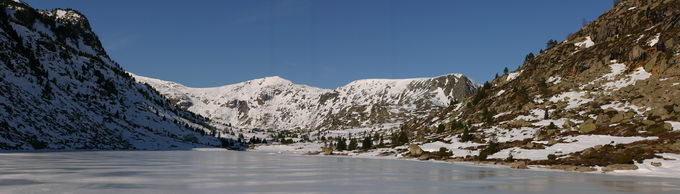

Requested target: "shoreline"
[{"left": 251, "top": 144, "right": 680, "bottom": 180}]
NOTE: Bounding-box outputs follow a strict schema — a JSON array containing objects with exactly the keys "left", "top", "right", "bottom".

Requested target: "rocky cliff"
[
  {"left": 404, "top": 0, "right": 680, "bottom": 167},
  {"left": 0, "top": 0, "right": 232, "bottom": 150}
]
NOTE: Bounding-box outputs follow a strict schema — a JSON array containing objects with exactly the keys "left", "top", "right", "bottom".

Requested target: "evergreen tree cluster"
[{"left": 390, "top": 129, "right": 409, "bottom": 147}]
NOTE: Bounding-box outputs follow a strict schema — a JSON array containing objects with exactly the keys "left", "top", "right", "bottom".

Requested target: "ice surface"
[{"left": 1, "top": 151, "right": 679, "bottom": 193}]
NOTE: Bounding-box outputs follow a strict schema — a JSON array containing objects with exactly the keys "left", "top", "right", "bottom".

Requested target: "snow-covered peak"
[
  {"left": 42, "top": 9, "right": 84, "bottom": 23},
  {"left": 245, "top": 76, "right": 294, "bottom": 87},
  {"left": 134, "top": 73, "right": 477, "bottom": 131}
]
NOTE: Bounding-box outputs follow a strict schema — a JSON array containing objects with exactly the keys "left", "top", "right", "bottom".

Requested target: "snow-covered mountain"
[
  {"left": 133, "top": 73, "right": 478, "bottom": 131},
  {"left": 0, "top": 0, "right": 232, "bottom": 150}
]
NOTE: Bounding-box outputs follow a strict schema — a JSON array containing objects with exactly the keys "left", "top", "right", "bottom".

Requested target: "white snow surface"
[
  {"left": 549, "top": 91, "right": 593, "bottom": 110},
  {"left": 574, "top": 36, "right": 595, "bottom": 48},
  {"left": 647, "top": 33, "right": 660, "bottom": 46},
  {"left": 665, "top": 121, "right": 680, "bottom": 131},
  {"left": 490, "top": 135, "right": 657, "bottom": 160},
  {"left": 601, "top": 101, "right": 650, "bottom": 115},
  {"left": 420, "top": 140, "right": 481, "bottom": 157},
  {"left": 547, "top": 76, "right": 562, "bottom": 85},
  {"left": 601, "top": 67, "right": 651, "bottom": 91},
  {"left": 483, "top": 127, "right": 538, "bottom": 143},
  {"left": 506, "top": 70, "right": 523, "bottom": 82},
  {"left": 133, "top": 73, "right": 476, "bottom": 131},
  {"left": 608, "top": 153, "right": 680, "bottom": 179},
  {"left": 496, "top": 90, "right": 505, "bottom": 97}
]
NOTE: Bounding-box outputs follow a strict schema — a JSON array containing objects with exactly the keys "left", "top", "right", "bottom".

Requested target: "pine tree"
[
  {"left": 397, "top": 131, "right": 409, "bottom": 146},
  {"left": 348, "top": 138, "right": 358, "bottom": 150},
  {"left": 439, "top": 147, "right": 453, "bottom": 158},
  {"left": 336, "top": 137, "right": 347, "bottom": 151},
  {"left": 362, "top": 135, "right": 373, "bottom": 150},
  {"left": 503, "top": 67, "right": 509, "bottom": 75},
  {"left": 460, "top": 127, "right": 473, "bottom": 142},
  {"left": 525, "top": 53, "right": 535, "bottom": 62},
  {"left": 546, "top": 39, "right": 558, "bottom": 49},
  {"left": 437, "top": 124, "right": 446, "bottom": 133}
]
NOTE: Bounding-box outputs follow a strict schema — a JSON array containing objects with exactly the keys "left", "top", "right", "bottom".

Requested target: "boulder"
[
  {"left": 663, "top": 123, "right": 674, "bottom": 131},
  {"left": 579, "top": 120, "right": 597, "bottom": 133},
  {"left": 595, "top": 114, "right": 611, "bottom": 125},
  {"left": 323, "top": 147, "right": 333, "bottom": 155},
  {"left": 548, "top": 165, "right": 596, "bottom": 172},
  {"left": 602, "top": 164, "right": 639, "bottom": 172},
  {"left": 509, "top": 120, "right": 533, "bottom": 127},
  {"left": 642, "top": 120, "right": 656, "bottom": 126},
  {"left": 509, "top": 161, "right": 528, "bottom": 169},
  {"left": 526, "top": 142, "right": 535, "bottom": 149},
  {"left": 651, "top": 108, "right": 672, "bottom": 120},
  {"left": 562, "top": 120, "right": 576, "bottom": 128},
  {"left": 610, "top": 112, "right": 624, "bottom": 123},
  {"left": 651, "top": 162, "right": 662, "bottom": 167},
  {"left": 548, "top": 165, "right": 577, "bottom": 171},
  {"left": 574, "top": 166, "right": 597, "bottom": 172},
  {"left": 418, "top": 153, "right": 431, "bottom": 160},
  {"left": 408, "top": 144, "right": 424, "bottom": 157}
]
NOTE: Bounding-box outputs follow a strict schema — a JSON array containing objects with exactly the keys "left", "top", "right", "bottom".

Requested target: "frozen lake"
[{"left": 0, "top": 150, "right": 679, "bottom": 194}]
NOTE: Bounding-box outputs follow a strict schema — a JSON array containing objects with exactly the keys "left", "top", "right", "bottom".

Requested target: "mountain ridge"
[
  {"left": 0, "top": 0, "right": 237, "bottom": 150},
  {"left": 132, "top": 72, "right": 478, "bottom": 132}
]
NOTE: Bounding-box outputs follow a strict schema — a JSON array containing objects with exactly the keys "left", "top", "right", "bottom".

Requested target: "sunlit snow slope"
[{"left": 133, "top": 74, "right": 478, "bottom": 131}]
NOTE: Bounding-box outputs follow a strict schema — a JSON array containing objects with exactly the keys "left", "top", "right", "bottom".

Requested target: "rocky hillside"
[
  {"left": 401, "top": 0, "right": 680, "bottom": 169},
  {"left": 0, "top": 0, "right": 233, "bottom": 150},
  {"left": 133, "top": 73, "right": 477, "bottom": 132}
]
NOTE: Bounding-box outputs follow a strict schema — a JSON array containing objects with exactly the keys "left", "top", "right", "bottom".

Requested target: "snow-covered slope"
[
  {"left": 0, "top": 1, "right": 230, "bottom": 150},
  {"left": 133, "top": 73, "right": 477, "bottom": 131}
]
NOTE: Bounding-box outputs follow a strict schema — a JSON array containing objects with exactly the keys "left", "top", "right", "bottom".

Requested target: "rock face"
[
  {"left": 509, "top": 161, "right": 528, "bottom": 169},
  {"left": 602, "top": 164, "right": 639, "bottom": 172},
  {"left": 0, "top": 1, "right": 228, "bottom": 150},
  {"left": 133, "top": 73, "right": 478, "bottom": 131},
  {"left": 403, "top": 0, "right": 680, "bottom": 167},
  {"left": 408, "top": 144, "right": 424, "bottom": 157}
]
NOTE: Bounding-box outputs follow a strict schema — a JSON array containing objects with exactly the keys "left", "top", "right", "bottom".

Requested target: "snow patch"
[
  {"left": 647, "top": 33, "right": 660, "bottom": 46},
  {"left": 601, "top": 101, "right": 650, "bottom": 115},
  {"left": 574, "top": 36, "right": 595, "bottom": 48},
  {"left": 601, "top": 67, "right": 651, "bottom": 90},
  {"left": 482, "top": 127, "right": 538, "bottom": 143},
  {"left": 490, "top": 135, "right": 658, "bottom": 160},
  {"left": 547, "top": 76, "right": 561, "bottom": 84},
  {"left": 665, "top": 121, "right": 680, "bottom": 131},
  {"left": 420, "top": 140, "right": 482, "bottom": 157},
  {"left": 608, "top": 153, "right": 680, "bottom": 179},
  {"left": 549, "top": 91, "right": 593, "bottom": 110},
  {"left": 506, "top": 70, "right": 523, "bottom": 82}
]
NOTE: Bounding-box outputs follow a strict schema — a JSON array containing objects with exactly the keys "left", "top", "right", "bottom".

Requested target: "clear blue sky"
[{"left": 24, "top": 0, "right": 612, "bottom": 89}]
